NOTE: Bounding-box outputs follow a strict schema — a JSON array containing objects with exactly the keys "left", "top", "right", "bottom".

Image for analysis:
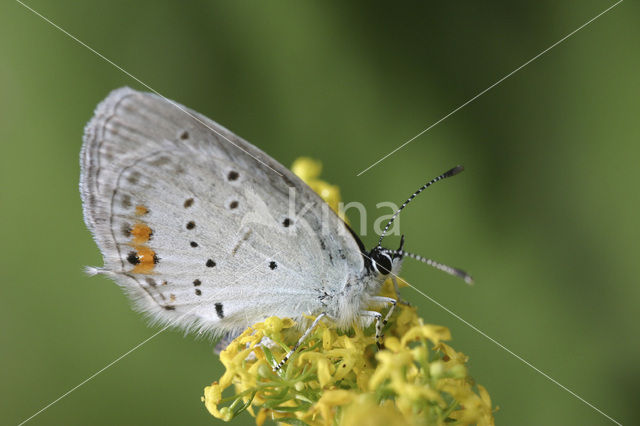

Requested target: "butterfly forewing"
[{"left": 80, "top": 88, "right": 364, "bottom": 335}]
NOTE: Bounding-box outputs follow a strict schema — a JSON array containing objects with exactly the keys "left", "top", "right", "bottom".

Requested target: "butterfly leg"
[
  {"left": 360, "top": 310, "right": 384, "bottom": 349},
  {"left": 360, "top": 297, "right": 394, "bottom": 349},
  {"left": 392, "top": 276, "right": 412, "bottom": 306},
  {"left": 274, "top": 312, "right": 328, "bottom": 372},
  {"left": 369, "top": 296, "right": 397, "bottom": 326},
  {"left": 371, "top": 296, "right": 398, "bottom": 347}
]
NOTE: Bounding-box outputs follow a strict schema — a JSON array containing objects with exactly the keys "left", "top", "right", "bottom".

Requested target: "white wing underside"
[{"left": 80, "top": 88, "right": 364, "bottom": 336}]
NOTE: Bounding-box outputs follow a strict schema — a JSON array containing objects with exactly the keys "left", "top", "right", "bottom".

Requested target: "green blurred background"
[{"left": 1, "top": 1, "right": 638, "bottom": 424}]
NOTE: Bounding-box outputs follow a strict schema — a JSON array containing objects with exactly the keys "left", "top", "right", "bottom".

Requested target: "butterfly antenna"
[
  {"left": 377, "top": 165, "right": 464, "bottom": 248},
  {"left": 386, "top": 249, "right": 474, "bottom": 284}
]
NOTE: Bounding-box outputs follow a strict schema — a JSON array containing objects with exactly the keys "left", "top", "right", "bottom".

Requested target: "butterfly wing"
[{"left": 81, "top": 87, "right": 364, "bottom": 335}]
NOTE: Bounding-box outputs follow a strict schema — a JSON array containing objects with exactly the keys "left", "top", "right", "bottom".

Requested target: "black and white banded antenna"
[
  {"left": 383, "top": 249, "right": 473, "bottom": 284},
  {"left": 377, "top": 165, "right": 472, "bottom": 284},
  {"left": 377, "top": 165, "right": 464, "bottom": 248}
]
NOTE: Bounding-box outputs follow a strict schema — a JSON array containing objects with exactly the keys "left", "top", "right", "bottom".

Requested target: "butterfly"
[{"left": 80, "top": 87, "right": 471, "bottom": 369}]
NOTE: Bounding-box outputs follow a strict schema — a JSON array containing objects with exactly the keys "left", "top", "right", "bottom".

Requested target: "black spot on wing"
[
  {"left": 127, "top": 251, "right": 140, "bottom": 265},
  {"left": 215, "top": 303, "right": 224, "bottom": 318}
]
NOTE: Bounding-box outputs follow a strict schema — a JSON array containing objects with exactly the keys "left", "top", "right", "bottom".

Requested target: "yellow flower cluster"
[{"left": 202, "top": 158, "right": 494, "bottom": 425}]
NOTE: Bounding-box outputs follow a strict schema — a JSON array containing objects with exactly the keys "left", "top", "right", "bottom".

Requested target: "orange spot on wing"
[
  {"left": 135, "top": 205, "right": 149, "bottom": 216},
  {"left": 132, "top": 246, "right": 156, "bottom": 274},
  {"left": 170, "top": 294, "right": 176, "bottom": 302},
  {"left": 131, "top": 223, "right": 152, "bottom": 244}
]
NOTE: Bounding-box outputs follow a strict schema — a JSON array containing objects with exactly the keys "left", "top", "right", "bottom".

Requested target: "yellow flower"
[
  {"left": 341, "top": 396, "right": 407, "bottom": 426},
  {"left": 291, "top": 157, "right": 344, "bottom": 220},
  {"left": 202, "top": 158, "right": 495, "bottom": 425},
  {"left": 202, "top": 382, "right": 233, "bottom": 421}
]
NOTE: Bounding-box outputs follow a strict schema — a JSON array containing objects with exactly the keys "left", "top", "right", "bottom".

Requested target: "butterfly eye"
[{"left": 370, "top": 249, "right": 392, "bottom": 275}]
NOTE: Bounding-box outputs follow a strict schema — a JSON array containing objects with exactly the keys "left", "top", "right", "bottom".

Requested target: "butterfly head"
[{"left": 367, "top": 235, "right": 405, "bottom": 277}]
